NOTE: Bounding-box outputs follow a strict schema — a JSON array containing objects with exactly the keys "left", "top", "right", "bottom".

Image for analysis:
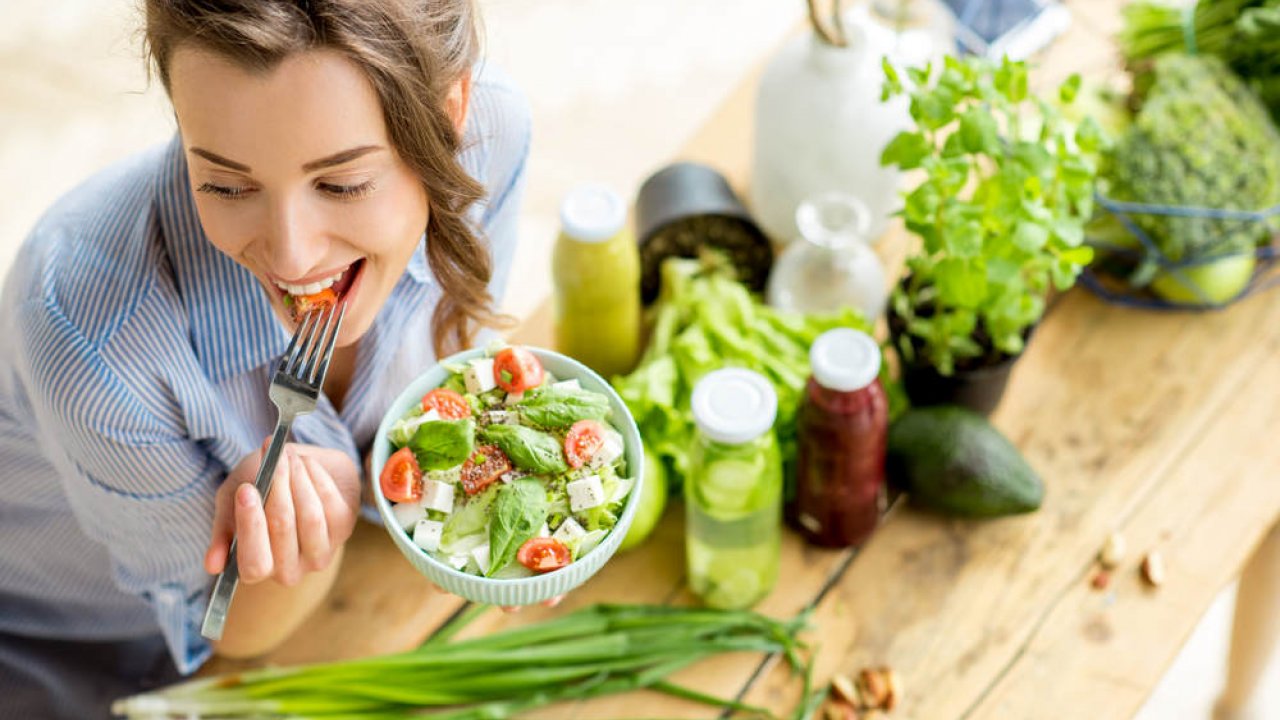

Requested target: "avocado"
[{"left": 887, "top": 406, "right": 1043, "bottom": 517}]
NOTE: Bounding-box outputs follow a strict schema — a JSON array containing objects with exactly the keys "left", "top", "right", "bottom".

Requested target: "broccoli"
[{"left": 1104, "top": 55, "right": 1280, "bottom": 264}]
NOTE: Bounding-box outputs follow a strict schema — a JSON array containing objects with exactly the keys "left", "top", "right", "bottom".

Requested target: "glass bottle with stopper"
[{"left": 766, "top": 191, "right": 888, "bottom": 321}]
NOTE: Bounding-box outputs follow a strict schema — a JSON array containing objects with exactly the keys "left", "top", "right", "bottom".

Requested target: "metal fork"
[{"left": 201, "top": 302, "right": 347, "bottom": 641}]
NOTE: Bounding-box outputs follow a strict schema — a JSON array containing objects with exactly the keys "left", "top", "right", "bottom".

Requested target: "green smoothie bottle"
[
  {"left": 552, "top": 184, "right": 640, "bottom": 379},
  {"left": 686, "top": 368, "right": 782, "bottom": 610}
]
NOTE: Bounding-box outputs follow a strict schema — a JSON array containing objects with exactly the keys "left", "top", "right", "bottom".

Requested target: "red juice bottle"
[{"left": 788, "top": 328, "right": 888, "bottom": 547}]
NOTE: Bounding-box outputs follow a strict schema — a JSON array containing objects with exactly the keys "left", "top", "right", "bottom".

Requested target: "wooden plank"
[
  {"left": 740, "top": 287, "right": 1280, "bottom": 717},
  {"left": 968, "top": 338, "right": 1280, "bottom": 719}
]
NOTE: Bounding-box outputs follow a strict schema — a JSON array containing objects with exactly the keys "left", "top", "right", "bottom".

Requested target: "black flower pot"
[{"left": 887, "top": 304, "right": 1027, "bottom": 417}]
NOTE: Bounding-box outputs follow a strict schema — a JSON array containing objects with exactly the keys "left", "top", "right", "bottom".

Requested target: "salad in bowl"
[{"left": 370, "top": 344, "right": 643, "bottom": 605}]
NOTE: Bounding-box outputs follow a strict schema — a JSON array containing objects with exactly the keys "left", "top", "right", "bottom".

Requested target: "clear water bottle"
[
  {"left": 766, "top": 192, "right": 888, "bottom": 321},
  {"left": 685, "top": 368, "right": 782, "bottom": 610}
]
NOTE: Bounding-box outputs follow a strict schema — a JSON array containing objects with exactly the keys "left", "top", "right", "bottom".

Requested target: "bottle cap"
[
  {"left": 691, "top": 368, "right": 778, "bottom": 445},
  {"left": 810, "top": 328, "right": 881, "bottom": 392},
  {"left": 560, "top": 184, "right": 626, "bottom": 243}
]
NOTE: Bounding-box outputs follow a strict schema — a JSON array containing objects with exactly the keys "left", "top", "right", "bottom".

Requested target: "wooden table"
[{"left": 204, "top": 3, "right": 1280, "bottom": 717}]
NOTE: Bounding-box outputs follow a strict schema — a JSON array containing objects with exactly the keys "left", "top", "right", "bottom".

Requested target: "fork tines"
[{"left": 280, "top": 303, "right": 347, "bottom": 385}]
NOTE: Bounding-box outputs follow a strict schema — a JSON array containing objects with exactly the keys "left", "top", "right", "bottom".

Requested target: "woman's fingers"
[
  {"left": 262, "top": 450, "right": 301, "bottom": 586},
  {"left": 292, "top": 453, "right": 331, "bottom": 572},
  {"left": 308, "top": 454, "right": 356, "bottom": 546},
  {"left": 233, "top": 483, "right": 273, "bottom": 583}
]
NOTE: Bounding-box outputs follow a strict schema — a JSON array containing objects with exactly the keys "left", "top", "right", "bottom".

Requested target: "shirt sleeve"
[
  {"left": 16, "top": 298, "right": 217, "bottom": 674},
  {"left": 467, "top": 64, "right": 532, "bottom": 312}
]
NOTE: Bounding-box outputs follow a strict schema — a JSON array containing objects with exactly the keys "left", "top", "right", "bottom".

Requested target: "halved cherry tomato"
[
  {"left": 421, "top": 387, "right": 472, "bottom": 420},
  {"left": 380, "top": 447, "right": 423, "bottom": 503},
  {"left": 493, "top": 346, "right": 544, "bottom": 394},
  {"left": 517, "top": 537, "right": 572, "bottom": 573},
  {"left": 291, "top": 287, "right": 338, "bottom": 320},
  {"left": 460, "top": 444, "right": 513, "bottom": 496},
  {"left": 564, "top": 419, "right": 606, "bottom": 469}
]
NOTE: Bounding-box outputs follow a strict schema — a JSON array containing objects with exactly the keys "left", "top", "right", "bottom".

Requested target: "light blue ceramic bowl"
[{"left": 370, "top": 346, "right": 644, "bottom": 606}]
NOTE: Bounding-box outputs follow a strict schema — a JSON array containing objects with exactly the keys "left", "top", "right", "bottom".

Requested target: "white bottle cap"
[
  {"left": 691, "top": 368, "right": 778, "bottom": 445},
  {"left": 810, "top": 328, "right": 881, "bottom": 392},
  {"left": 559, "top": 184, "right": 627, "bottom": 243}
]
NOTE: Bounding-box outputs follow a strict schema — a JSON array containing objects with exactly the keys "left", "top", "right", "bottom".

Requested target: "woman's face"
[{"left": 169, "top": 47, "right": 432, "bottom": 347}]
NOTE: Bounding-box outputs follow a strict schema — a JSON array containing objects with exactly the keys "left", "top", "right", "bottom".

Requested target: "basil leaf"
[
  {"left": 409, "top": 419, "right": 476, "bottom": 471},
  {"left": 487, "top": 479, "right": 549, "bottom": 576},
  {"left": 515, "top": 386, "right": 611, "bottom": 428},
  {"left": 479, "top": 424, "right": 568, "bottom": 474}
]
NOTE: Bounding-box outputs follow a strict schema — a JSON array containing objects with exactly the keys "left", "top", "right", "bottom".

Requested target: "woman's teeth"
[{"left": 274, "top": 265, "right": 348, "bottom": 296}]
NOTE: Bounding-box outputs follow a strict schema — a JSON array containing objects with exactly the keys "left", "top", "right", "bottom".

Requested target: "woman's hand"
[{"left": 205, "top": 441, "right": 361, "bottom": 586}]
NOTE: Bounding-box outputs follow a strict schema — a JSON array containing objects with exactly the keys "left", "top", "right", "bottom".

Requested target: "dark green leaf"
[
  {"left": 516, "top": 386, "right": 611, "bottom": 428},
  {"left": 410, "top": 419, "right": 476, "bottom": 471},
  {"left": 480, "top": 424, "right": 568, "bottom": 474},
  {"left": 487, "top": 479, "right": 549, "bottom": 576}
]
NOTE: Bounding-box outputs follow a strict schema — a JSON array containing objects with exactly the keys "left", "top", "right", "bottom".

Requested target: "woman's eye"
[
  {"left": 317, "top": 180, "right": 375, "bottom": 200},
  {"left": 196, "top": 182, "right": 254, "bottom": 199}
]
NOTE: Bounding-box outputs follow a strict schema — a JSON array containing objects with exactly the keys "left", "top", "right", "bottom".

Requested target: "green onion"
[{"left": 112, "top": 604, "right": 811, "bottom": 719}]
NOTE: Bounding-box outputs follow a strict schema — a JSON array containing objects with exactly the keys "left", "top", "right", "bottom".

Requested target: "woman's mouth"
[{"left": 275, "top": 258, "right": 365, "bottom": 321}]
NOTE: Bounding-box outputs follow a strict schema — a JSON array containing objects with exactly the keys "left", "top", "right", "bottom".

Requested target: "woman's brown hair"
[{"left": 144, "top": 0, "right": 510, "bottom": 356}]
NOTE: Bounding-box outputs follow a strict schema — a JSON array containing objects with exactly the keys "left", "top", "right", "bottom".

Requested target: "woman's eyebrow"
[
  {"left": 301, "top": 145, "right": 384, "bottom": 172},
  {"left": 190, "top": 147, "right": 251, "bottom": 172},
  {"left": 187, "top": 145, "right": 384, "bottom": 174}
]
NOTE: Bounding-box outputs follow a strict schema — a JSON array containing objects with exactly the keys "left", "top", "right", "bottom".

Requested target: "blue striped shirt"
[{"left": 0, "top": 67, "right": 529, "bottom": 675}]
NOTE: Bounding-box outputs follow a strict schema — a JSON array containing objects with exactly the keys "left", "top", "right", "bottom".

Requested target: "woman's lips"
[{"left": 275, "top": 258, "right": 366, "bottom": 322}]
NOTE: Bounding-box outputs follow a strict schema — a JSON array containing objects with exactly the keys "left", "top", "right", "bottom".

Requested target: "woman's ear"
[{"left": 446, "top": 73, "right": 472, "bottom": 135}]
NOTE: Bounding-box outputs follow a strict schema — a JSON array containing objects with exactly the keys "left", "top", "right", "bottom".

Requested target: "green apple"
[
  {"left": 1151, "top": 254, "right": 1256, "bottom": 306},
  {"left": 619, "top": 444, "right": 667, "bottom": 552}
]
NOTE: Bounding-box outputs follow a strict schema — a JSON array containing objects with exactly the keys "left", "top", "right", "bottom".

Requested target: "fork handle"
[{"left": 201, "top": 416, "right": 295, "bottom": 641}]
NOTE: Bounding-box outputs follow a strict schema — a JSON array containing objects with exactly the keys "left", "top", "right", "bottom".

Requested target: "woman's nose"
[{"left": 264, "top": 193, "right": 325, "bottom": 280}]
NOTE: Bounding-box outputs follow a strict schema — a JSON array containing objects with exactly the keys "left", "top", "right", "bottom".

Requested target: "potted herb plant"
[{"left": 880, "top": 55, "right": 1104, "bottom": 414}]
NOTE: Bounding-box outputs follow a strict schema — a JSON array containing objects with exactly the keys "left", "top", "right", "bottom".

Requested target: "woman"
[{"left": 0, "top": 1, "right": 529, "bottom": 717}]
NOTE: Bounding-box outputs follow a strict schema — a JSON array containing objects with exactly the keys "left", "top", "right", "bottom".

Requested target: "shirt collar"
[{"left": 155, "top": 134, "right": 290, "bottom": 383}]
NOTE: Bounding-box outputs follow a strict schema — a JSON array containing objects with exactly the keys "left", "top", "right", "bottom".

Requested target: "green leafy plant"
[{"left": 880, "top": 55, "right": 1103, "bottom": 375}]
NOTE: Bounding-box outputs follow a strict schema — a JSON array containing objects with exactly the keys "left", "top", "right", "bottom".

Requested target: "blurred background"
[{"left": 1, "top": 2, "right": 1276, "bottom": 717}]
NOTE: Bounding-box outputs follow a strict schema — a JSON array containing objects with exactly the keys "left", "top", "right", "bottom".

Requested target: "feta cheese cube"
[
  {"left": 421, "top": 408, "right": 441, "bottom": 422},
  {"left": 446, "top": 554, "right": 469, "bottom": 570},
  {"left": 422, "top": 479, "right": 455, "bottom": 514},
  {"left": 485, "top": 410, "right": 517, "bottom": 425},
  {"left": 552, "top": 517, "right": 588, "bottom": 544},
  {"left": 503, "top": 391, "right": 524, "bottom": 406},
  {"left": 567, "top": 475, "right": 606, "bottom": 512},
  {"left": 552, "top": 379, "right": 582, "bottom": 392},
  {"left": 471, "top": 543, "right": 492, "bottom": 576},
  {"left": 464, "top": 358, "right": 497, "bottom": 394},
  {"left": 391, "top": 500, "right": 426, "bottom": 531},
  {"left": 412, "top": 519, "right": 444, "bottom": 553}
]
